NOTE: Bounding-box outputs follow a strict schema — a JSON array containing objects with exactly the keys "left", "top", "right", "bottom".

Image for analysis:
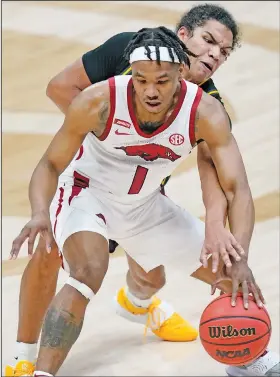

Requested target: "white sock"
[
  {"left": 126, "top": 287, "right": 153, "bottom": 308},
  {"left": 14, "top": 342, "right": 37, "bottom": 363},
  {"left": 33, "top": 372, "right": 53, "bottom": 376},
  {"left": 125, "top": 287, "right": 174, "bottom": 328}
]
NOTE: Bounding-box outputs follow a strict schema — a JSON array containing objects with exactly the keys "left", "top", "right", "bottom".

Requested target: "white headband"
[{"left": 129, "top": 46, "right": 180, "bottom": 64}]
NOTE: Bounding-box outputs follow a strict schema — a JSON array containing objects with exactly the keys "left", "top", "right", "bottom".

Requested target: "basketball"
[{"left": 199, "top": 293, "right": 271, "bottom": 366}]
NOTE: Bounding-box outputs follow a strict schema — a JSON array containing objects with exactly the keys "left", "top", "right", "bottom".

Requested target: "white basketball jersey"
[{"left": 62, "top": 75, "right": 202, "bottom": 202}]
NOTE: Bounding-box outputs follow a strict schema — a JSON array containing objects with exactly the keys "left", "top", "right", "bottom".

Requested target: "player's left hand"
[
  {"left": 211, "top": 260, "right": 266, "bottom": 309},
  {"left": 10, "top": 211, "right": 54, "bottom": 259},
  {"left": 200, "top": 222, "right": 245, "bottom": 273}
]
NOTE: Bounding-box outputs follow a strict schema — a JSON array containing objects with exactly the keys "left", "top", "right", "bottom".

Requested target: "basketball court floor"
[{"left": 2, "top": 1, "right": 279, "bottom": 375}]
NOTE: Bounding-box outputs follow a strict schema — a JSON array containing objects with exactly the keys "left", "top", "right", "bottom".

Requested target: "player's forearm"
[
  {"left": 226, "top": 187, "right": 255, "bottom": 257},
  {"left": 29, "top": 159, "right": 59, "bottom": 216},
  {"left": 198, "top": 155, "right": 227, "bottom": 227},
  {"left": 202, "top": 172, "right": 228, "bottom": 227},
  {"left": 46, "top": 81, "right": 82, "bottom": 114}
]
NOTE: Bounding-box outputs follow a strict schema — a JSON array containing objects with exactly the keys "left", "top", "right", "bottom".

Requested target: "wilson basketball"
[{"left": 199, "top": 293, "right": 271, "bottom": 366}]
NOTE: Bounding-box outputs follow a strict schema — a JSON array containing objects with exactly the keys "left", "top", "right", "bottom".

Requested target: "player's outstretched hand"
[
  {"left": 10, "top": 211, "right": 54, "bottom": 259},
  {"left": 200, "top": 223, "right": 245, "bottom": 274},
  {"left": 211, "top": 260, "right": 266, "bottom": 309}
]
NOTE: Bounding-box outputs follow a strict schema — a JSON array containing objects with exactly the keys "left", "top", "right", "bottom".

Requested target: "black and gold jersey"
[{"left": 82, "top": 32, "right": 135, "bottom": 82}]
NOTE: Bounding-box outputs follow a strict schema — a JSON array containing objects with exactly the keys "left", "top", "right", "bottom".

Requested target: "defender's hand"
[
  {"left": 211, "top": 260, "right": 265, "bottom": 309},
  {"left": 10, "top": 211, "right": 53, "bottom": 259},
  {"left": 200, "top": 222, "right": 245, "bottom": 273}
]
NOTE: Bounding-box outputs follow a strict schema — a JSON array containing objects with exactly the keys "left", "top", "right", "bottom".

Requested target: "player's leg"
[
  {"left": 33, "top": 184, "right": 109, "bottom": 375},
  {"left": 126, "top": 254, "right": 166, "bottom": 299},
  {"left": 115, "top": 255, "right": 198, "bottom": 341},
  {"left": 17, "top": 239, "right": 61, "bottom": 344},
  {"left": 114, "top": 193, "right": 205, "bottom": 341},
  {"left": 5, "top": 235, "right": 61, "bottom": 376},
  {"left": 115, "top": 230, "right": 231, "bottom": 342},
  {"left": 35, "top": 231, "right": 109, "bottom": 376},
  {"left": 125, "top": 254, "right": 231, "bottom": 300}
]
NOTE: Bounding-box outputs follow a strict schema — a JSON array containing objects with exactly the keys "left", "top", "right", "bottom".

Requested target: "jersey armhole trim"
[
  {"left": 98, "top": 77, "right": 116, "bottom": 141},
  {"left": 189, "top": 87, "right": 203, "bottom": 147},
  {"left": 207, "top": 89, "right": 219, "bottom": 96}
]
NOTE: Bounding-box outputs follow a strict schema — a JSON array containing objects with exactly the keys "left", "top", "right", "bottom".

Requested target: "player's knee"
[
  {"left": 66, "top": 276, "right": 95, "bottom": 301},
  {"left": 70, "top": 258, "right": 109, "bottom": 294}
]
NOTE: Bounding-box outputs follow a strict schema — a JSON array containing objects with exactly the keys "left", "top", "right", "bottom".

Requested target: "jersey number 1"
[{"left": 128, "top": 166, "right": 149, "bottom": 194}]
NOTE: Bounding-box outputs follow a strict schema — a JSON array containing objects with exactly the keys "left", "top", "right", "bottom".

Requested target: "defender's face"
[
  {"left": 177, "top": 20, "right": 234, "bottom": 84},
  {"left": 132, "top": 60, "right": 183, "bottom": 114}
]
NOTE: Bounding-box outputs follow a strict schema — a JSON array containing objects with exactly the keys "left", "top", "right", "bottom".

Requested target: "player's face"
[
  {"left": 177, "top": 20, "right": 234, "bottom": 84},
  {"left": 132, "top": 61, "right": 183, "bottom": 114}
]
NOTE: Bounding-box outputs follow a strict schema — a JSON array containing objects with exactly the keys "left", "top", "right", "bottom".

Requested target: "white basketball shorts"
[{"left": 49, "top": 179, "right": 205, "bottom": 273}]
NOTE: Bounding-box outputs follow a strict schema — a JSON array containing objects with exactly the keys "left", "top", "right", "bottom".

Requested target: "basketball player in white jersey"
[{"left": 10, "top": 27, "right": 266, "bottom": 376}]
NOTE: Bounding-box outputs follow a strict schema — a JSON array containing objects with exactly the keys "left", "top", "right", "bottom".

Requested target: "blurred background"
[{"left": 2, "top": 1, "right": 280, "bottom": 375}]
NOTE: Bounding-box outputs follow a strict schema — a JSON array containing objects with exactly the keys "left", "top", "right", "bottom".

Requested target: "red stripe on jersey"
[
  {"left": 68, "top": 186, "right": 82, "bottom": 206},
  {"left": 98, "top": 77, "right": 116, "bottom": 141},
  {"left": 189, "top": 87, "right": 203, "bottom": 147},
  {"left": 75, "top": 145, "right": 84, "bottom": 160},
  {"left": 68, "top": 171, "right": 89, "bottom": 205},
  {"left": 127, "top": 78, "right": 187, "bottom": 138},
  {"left": 53, "top": 187, "right": 65, "bottom": 236}
]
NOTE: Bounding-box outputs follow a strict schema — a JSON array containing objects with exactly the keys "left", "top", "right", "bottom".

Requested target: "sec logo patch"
[{"left": 169, "top": 133, "right": 184, "bottom": 146}]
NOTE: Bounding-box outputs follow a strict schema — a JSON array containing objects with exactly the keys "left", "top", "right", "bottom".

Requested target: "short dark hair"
[
  {"left": 176, "top": 3, "right": 241, "bottom": 50},
  {"left": 124, "top": 26, "right": 197, "bottom": 67}
]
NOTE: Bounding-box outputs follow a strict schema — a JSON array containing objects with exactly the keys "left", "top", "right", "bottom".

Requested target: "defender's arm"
[{"left": 196, "top": 92, "right": 254, "bottom": 257}]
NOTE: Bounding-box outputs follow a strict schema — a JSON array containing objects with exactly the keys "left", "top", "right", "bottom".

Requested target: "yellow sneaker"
[
  {"left": 115, "top": 287, "right": 198, "bottom": 342},
  {"left": 5, "top": 360, "right": 35, "bottom": 376}
]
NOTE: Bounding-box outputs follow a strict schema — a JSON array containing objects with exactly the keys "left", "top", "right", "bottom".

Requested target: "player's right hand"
[
  {"left": 10, "top": 211, "right": 54, "bottom": 259},
  {"left": 211, "top": 261, "right": 265, "bottom": 309}
]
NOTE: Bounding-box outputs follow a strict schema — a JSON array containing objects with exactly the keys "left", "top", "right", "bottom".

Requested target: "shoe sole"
[{"left": 226, "top": 366, "right": 263, "bottom": 376}]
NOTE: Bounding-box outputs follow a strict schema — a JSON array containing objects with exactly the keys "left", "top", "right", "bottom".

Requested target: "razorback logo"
[
  {"left": 115, "top": 143, "right": 181, "bottom": 162},
  {"left": 113, "top": 118, "right": 131, "bottom": 129}
]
